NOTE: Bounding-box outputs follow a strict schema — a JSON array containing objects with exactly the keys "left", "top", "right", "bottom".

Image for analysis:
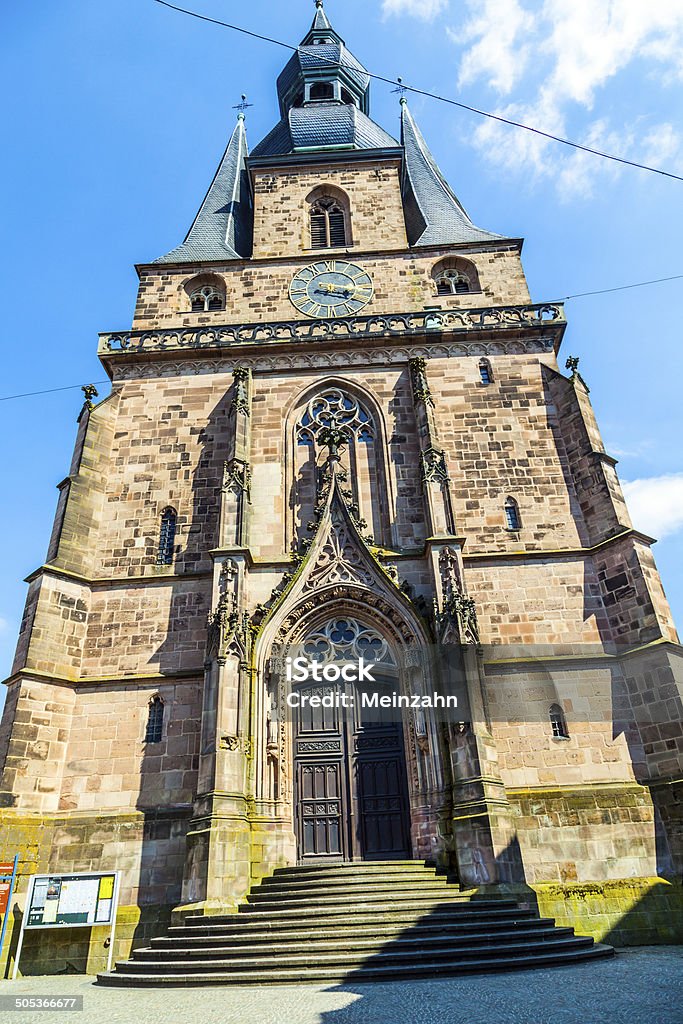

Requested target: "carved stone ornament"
[
  {"left": 421, "top": 447, "right": 450, "bottom": 485},
  {"left": 223, "top": 458, "right": 252, "bottom": 499},
  {"left": 439, "top": 546, "right": 463, "bottom": 597},
  {"left": 303, "top": 503, "right": 378, "bottom": 592},
  {"left": 101, "top": 303, "right": 566, "bottom": 358},
  {"left": 435, "top": 546, "right": 480, "bottom": 646},
  {"left": 231, "top": 365, "right": 251, "bottom": 415},
  {"left": 565, "top": 355, "right": 590, "bottom": 393},
  {"left": 206, "top": 596, "right": 250, "bottom": 663},
  {"left": 409, "top": 356, "right": 434, "bottom": 407}
]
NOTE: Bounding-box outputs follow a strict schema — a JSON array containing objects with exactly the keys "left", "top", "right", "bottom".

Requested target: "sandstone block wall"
[{"left": 131, "top": 247, "right": 531, "bottom": 330}]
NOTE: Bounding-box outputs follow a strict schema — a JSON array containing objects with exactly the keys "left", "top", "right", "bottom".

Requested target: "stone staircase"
[{"left": 97, "top": 862, "right": 613, "bottom": 986}]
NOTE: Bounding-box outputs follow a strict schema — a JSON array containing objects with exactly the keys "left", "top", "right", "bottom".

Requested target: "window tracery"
[
  {"left": 303, "top": 618, "right": 394, "bottom": 666},
  {"left": 310, "top": 196, "right": 348, "bottom": 249},
  {"left": 292, "top": 386, "right": 387, "bottom": 548},
  {"left": 431, "top": 257, "right": 481, "bottom": 297}
]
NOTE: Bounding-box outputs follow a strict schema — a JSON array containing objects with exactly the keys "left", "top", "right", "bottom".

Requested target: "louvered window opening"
[
  {"left": 190, "top": 285, "right": 225, "bottom": 313},
  {"left": 436, "top": 271, "right": 470, "bottom": 295},
  {"left": 311, "top": 200, "right": 347, "bottom": 249}
]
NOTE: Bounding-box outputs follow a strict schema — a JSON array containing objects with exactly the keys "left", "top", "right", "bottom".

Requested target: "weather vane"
[
  {"left": 233, "top": 94, "right": 253, "bottom": 115},
  {"left": 392, "top": 77, "right": 408, "bottom": 101}
]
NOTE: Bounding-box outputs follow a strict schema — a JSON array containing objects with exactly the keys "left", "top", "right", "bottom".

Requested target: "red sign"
[
  {"left": 0, "top": 865, "right": 15, "bottom": 875},
  {"left": 0, "top": 882, "right": 11, "bottom": 915}
]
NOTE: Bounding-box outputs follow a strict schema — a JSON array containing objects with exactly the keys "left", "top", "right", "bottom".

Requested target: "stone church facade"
[{"left": 1, "top": 1, "right": 682, "bottom": 972}]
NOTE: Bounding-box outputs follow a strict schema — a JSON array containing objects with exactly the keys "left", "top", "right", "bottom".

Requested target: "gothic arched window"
[
  {"left": 432, "top": 257, "right": 481, "bottom": 297},
  {"left": 145, "top": 695, "right": 165, "bottom": 744},
  {"left": 293, "top": 386, "right": 387, "bottom": 546},
  {"left": 185, "top": 274, "right": 226, "bottom": 313},
  {"left": 157, "top": 507, "right": 177, "bottom": 565},
  {"left": 549, "top": 703, "right": 569, "bottom": 739},
  {"left": 504, "top": 497, "right": 521, "bottom": 530},
  {"left": 479, "top": 358, "right": 493, "bottom": 385},
  {"left": 309, "top": 196, "right": 348, "bottom": 249}
]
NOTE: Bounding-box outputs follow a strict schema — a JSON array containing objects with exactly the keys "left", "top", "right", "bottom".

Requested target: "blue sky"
[{"left": 1, "top": 0, "right": 682, "bottom": 707}]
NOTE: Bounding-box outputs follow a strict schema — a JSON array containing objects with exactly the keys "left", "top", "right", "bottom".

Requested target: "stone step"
[
  {"left": 115, "top": 934, "right": 597, "bottom": 974},
  {"left": 238, "top": 892, "right": 481, "bottom": 913},
  {"left": 102, "top": 861, "right": 614, "bottom": 987},
  {"left": 140, "top": 925, "right": 577, "bottom": 960},
  {"left": 245, "top": 880, "right": 457, "bottom": 902},
  {"left": 98, "top": 944, "right": 614, "bottom": 986},
  {"left": 256, "top": 872, "right": 454, "bottom": 893},
  {"left": 264, "top": 868, "right": 446, "bottom": 884},
  {"left": 177, "top": 902, "right": 526, "bottom": 931},
  {"left": 157, "top": 915, "right": 553, "bottom": 947},
  {"left": 272, "top": 861, "right": 425, "bottom": 874}
]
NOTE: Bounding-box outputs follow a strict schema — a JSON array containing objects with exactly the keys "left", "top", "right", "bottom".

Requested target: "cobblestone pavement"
[{"left": 0, "top": 948, "right": 681, "bottom": 1024}]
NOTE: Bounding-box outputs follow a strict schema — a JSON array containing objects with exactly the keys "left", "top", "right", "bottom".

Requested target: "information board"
[
  {"left": 25, "top": 872, "right": 117, "bottom": 929},
  {"left": 12, "top": 871, "right": 120, "bottom": 979}
]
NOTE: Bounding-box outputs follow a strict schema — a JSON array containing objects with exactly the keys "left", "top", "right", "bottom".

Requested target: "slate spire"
[
  {"left": 154, "top": 112, "right": 253, "bottom": 264},
  {"left": 400, "top": 99, "right": 501, "bottom": 247},
  {"left": 311, "top": 0, "right": 334, "bottom": 34}
]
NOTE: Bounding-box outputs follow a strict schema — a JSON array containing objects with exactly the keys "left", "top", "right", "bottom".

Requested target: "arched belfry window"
[
  {"left": 432, "top": 257, "right": 481, "bottom": 297},
  {"left": 145, "top": 695, "right": 165, "bottom": 744},
  {"left": 309, "top": 193, "right": 349, "bottom": 250},
  {"left": 157, "top": 507, "right": 177, "bottom": 565},
  {"left": 310, "top": 82, "right": 335, "bottom": 101},
  {"left": 293, "top": 386, "right": 387, "bottom": 546},
  {"left": 185, "top": 274, "right": 226, "bottom": 313},
  {"left": 549, "top": 703, "right": 569, "bottom": 739}
]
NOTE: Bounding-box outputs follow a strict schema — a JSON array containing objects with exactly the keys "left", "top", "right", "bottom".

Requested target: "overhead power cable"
[
  {"left": 562, "top": 274, "right": 683, "bottom": 301},
  {"left": 152, "top": 0, "right": 683, "bottom": 184},
  {"left": 0, "top": 382, "right": 109, "bottom": 404}
]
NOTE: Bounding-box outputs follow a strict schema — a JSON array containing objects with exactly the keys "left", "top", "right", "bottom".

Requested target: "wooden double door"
[{"left": 293, "top": 677, "right": 411, "bottom": 862}]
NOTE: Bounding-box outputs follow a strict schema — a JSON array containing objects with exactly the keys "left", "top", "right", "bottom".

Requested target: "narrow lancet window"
[
  {"left": 157, "top": 507, "right": 177, "bottom": 565},
  {"left": 504, "top": 497, "right": 521, "bottom": 530},
  {"left": 550, "top": 703, "right": 569, "bottom": 739},
  {"left": 479, "top": 358, "right": 493, "bottom": 385},
  {"left": 145, "top": 695, "right": 165, "bottom": 744}
]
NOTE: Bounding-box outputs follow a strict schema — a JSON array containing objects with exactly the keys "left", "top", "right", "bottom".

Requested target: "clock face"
[{"left": 289, "top": 260, "right": 374, "bottom": 319}]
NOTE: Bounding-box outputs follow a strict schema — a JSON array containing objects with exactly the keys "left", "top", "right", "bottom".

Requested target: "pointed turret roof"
[
  {"left": 154, "top": 114, "right": 253, "bottom": 264},
  {"left": 400, "top": 100, "right": 501, "bottom": 247},
  {"left": 309, "top": 0, "right": 335, "bottom": 36},
  {"left": 252, "top": 2, "right": 396, "bottom": 159}
]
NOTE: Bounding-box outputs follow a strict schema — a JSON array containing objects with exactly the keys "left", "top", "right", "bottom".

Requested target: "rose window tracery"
[
  {"left": 297, "top": 389, "right": 374, "bottom": 447},
  {"left": 302, "top": 618, "right": 394, "bottom": 666}
]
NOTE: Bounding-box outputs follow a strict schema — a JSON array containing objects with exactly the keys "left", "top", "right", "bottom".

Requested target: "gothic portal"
[{"left": 1, "top": 0, "right": 682, "bottom": 968}]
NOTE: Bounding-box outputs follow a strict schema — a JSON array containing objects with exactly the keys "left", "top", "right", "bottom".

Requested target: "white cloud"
[
  {"left": 0, "top": 617, "right": 9, "bottom": 634},
  {"left": 382, "top": 0, "right": 448, "bottom": 20},
  {"left": 451, "top": 0, "right": 683, "bottom": 194},
  {"left": 454, "top": 0, "right": 533, "bottom": 94},
  {"left": 622, "top": 474, "right": 683, "bottom": 540}
]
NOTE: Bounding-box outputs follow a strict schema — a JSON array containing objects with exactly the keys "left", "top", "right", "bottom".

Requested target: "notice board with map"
[{"left": 25, "top": 872, "right": 119, "bottom": 929}]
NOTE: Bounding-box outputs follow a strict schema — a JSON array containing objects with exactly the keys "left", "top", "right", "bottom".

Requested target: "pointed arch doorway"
[{"left": 293, "top": 617, "right": 411, "bottom": 862}]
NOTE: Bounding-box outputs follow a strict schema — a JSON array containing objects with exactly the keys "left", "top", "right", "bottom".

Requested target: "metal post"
[
  {"left": 105, "top": 873, "right": 121, "bottom": 975},
  {"left": 0, "top": 854, "right": 19, "bottom": 968},
  {"left": 11, "top": 873, "right": 33, "bottom": 982}
]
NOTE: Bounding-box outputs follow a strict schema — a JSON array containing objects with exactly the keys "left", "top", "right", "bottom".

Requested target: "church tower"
[{"left": 1, "top": 1, "right": 681, "bottom": 971}]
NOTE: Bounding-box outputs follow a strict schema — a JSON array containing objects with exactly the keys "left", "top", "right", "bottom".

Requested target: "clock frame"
[{"left": 289, "top": 260, "right": 374, "bottom": 319}]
